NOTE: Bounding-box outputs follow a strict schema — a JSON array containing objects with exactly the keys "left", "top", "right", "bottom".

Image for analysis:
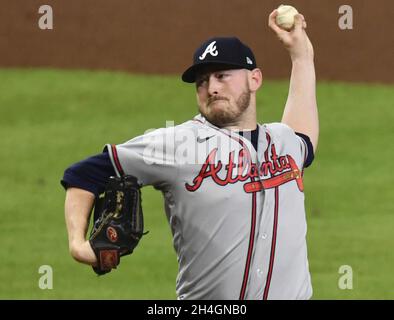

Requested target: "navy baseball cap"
[{"left": 182, "top": 36, "right": 257, "bottom": 83}]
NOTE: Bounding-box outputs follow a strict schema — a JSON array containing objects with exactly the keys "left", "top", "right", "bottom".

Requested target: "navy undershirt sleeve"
[
  {"left": 295, "top": 132, "right": 315, "bottom": 168},
  {"left": 60, "top": 150, "right": 116, "bottom": 196}
]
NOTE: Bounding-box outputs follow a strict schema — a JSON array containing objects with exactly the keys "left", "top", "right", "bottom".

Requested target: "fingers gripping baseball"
[
  {"left": 295, "top": 14, "right": 307, "bottom": 31},
  {"left": 268, "top": 8, "right": 306, "bottom": 32},
  {"left": 268, "top": 9, "right": 313, "bottom": 61}
]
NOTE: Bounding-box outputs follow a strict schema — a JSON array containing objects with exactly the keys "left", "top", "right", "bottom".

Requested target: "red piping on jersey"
[
  {"left": 239, "top": 190, "right": 257, "bottom": 300},
  {"left": 232, "top": 134, "right": 257, "bottom": 300},
  {"left": 239, "top": 131, "right": 274, "bottom": 299},
  {"left": 111, "top": 145, "right": 124, "bottom": 176},
  {"left": 263, "top": 186, "right": 279, "bottom": 300},
  {"left": 264, "top": 133, "right": 271, "bottom": 162},
  {"left": 209, "top": 130, "right": 257, "bottom": 300},
  {"left": 191, "top": 124, "right": 260, "bottom": 299}
]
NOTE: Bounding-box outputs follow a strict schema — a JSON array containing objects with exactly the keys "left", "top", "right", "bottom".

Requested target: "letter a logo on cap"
[{"left": 199, "top": 41, "right": 218, "bottom": 60}]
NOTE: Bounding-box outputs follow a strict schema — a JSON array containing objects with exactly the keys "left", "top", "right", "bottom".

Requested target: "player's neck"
[
  {"left": 223, "top": 105, "right": 257, "bottom": 131},
  {"left": 224, "top": 121, "right": 257, "bottom": 131}
]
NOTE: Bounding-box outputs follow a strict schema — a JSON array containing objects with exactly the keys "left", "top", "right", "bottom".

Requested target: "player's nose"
[{"left": 207, "top": 74, "right": 221, "bottom": 96}]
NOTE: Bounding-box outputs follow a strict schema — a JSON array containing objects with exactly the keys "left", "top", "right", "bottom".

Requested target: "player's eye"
[
  {"left": 196, "top": 76, "right": 208, "bottom": 88},
  {"left": 216, "top": 72, "right": 229, "bottom": 80}
]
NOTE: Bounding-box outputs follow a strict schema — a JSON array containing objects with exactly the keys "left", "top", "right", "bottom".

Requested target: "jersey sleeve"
[
  {"left": 265, "top": 123, "right": 314, "bottom": 170},
  {"left": 105, "top": 127, "right": 178, "bottom": 188}
]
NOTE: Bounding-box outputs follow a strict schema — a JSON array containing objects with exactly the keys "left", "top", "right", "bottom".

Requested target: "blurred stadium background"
[{"left": 0, "top": 0, "right": 393, "bottom": 299}]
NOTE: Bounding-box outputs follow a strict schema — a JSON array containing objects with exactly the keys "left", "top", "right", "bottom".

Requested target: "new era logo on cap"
[{"left": 182, "top": 36, "right": 258, "bottom": 83}]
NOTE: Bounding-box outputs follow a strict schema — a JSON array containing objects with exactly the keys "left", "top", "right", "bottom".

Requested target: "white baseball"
[{"left": 275, "top": 5, "right": 299, "bottom": 30}]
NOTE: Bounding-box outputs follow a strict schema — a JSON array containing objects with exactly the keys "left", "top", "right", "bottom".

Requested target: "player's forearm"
[
  {"left": 64, "top": 187, "right": 95, "bottom": 262},
  {"left": 281, "top": 58, "right": 319, "bottom": 151}
]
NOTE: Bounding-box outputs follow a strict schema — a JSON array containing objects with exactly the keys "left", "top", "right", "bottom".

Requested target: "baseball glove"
[{"left": 89, "top": 175, "right": 146, "bottom": 275}]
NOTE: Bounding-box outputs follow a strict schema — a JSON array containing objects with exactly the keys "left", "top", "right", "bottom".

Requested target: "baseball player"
[{"left": 62, "top": 10, "right": 318, "bottom": 299}]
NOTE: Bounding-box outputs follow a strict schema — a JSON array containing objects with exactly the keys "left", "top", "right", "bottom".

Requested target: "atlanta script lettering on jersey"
[{"left": 185, "top": 143, "right": 303, "bottom": 192}]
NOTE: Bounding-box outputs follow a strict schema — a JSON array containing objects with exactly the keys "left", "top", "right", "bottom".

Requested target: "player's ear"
[{"left": 248, "top": 68, "right": 263, "bottom": 92}]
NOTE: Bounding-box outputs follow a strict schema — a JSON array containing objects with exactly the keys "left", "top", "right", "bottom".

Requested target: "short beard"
[{"left": 202, "top": 89, "right": 251, "bottom": 128}]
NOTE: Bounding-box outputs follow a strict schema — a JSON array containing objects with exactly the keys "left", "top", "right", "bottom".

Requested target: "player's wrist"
[
  {"left": 69, "top": 240, "right": 97, "bottom": 266},
  {"left": 290, "top": 54, "right": 314, "bottom": 65},
  {"left": 289, "top": 42, "right": 314, "bottom": 62}
]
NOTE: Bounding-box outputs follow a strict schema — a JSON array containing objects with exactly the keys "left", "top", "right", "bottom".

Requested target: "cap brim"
[{"left": 181, "top": 61, "right": 249, "bottom": 83}]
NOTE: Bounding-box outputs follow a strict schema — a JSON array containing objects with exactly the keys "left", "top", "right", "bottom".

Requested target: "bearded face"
[{"left": 196, "top": 68, "right": 253, "bottom": 128}]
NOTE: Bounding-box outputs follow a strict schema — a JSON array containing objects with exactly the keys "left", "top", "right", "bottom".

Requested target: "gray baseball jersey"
[{"left": 105, "top": 114, "right": 312, "bottom": 300}]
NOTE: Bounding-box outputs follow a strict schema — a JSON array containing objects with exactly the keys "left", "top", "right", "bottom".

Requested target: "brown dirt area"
[{"left": 0, "top": 0, "right": 392, "bottom": 83}]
